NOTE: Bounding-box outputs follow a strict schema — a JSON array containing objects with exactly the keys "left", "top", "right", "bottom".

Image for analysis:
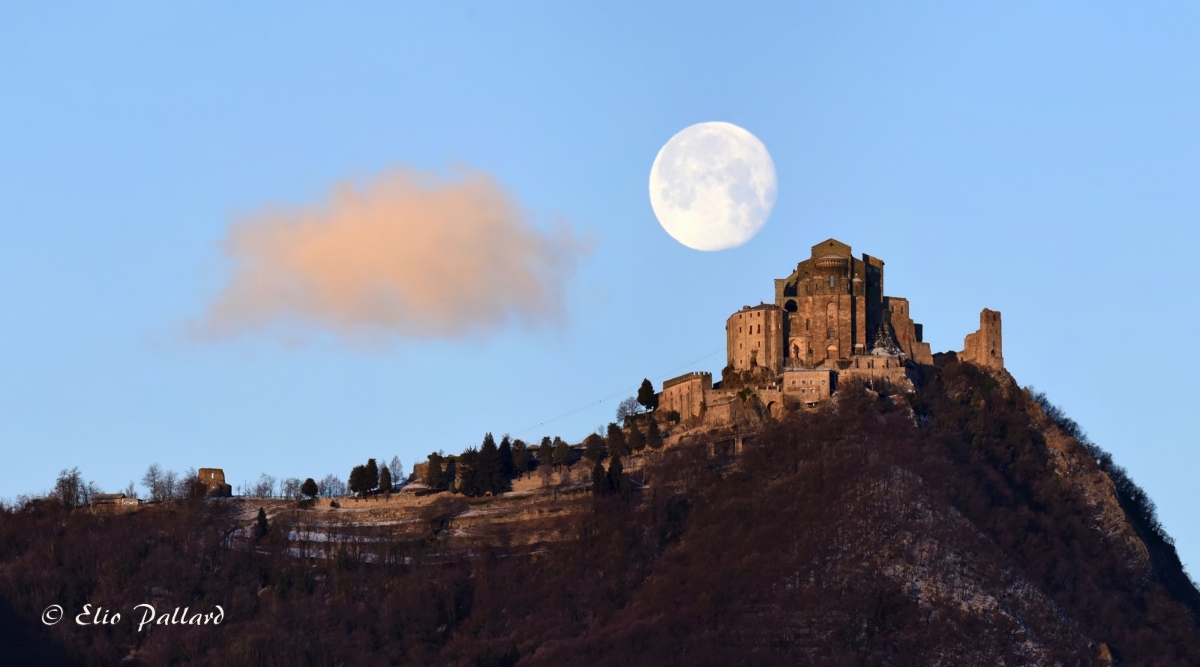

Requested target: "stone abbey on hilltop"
[{"left": 659, "top": 238, "right": 1004, "bottom": 426}]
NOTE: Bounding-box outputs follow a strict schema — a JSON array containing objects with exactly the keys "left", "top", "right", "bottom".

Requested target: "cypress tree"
[
  {"left": 255, "top": 507, "right": 269, "bottom": 537},
  {"left": 647, "top": 419, "right": 664, "bottom": 450}
]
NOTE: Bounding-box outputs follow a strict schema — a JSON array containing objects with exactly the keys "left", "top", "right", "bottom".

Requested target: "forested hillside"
[{"left": 2, "top": 361, "right": 1198, "bottom": 666}]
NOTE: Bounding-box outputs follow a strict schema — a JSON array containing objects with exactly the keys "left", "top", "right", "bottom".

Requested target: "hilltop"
[{"left": 2, "top": 357, "right": 1199, "bottom": 665}]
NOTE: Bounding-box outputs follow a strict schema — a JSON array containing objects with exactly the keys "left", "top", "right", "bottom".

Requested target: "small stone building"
[
  {"left": 197, "top": 468, "right": 232, "bottom": 497},
  {"left": 90, "top": 493, "right": 139, "bottom": 512}
]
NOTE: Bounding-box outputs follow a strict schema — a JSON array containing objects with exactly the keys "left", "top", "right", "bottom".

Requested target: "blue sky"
[{"left": 2, "top": 3, "right": 1198, "bottom": 574}]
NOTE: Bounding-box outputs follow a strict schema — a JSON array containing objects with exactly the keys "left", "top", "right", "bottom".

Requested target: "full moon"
[{"left": 649, "top": 121, "right": 777, "bottom": 251}]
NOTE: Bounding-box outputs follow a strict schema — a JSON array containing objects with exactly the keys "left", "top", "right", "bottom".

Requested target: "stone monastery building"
[{"left": 659, "top": 239, "right": 1004, "bottom": 426}]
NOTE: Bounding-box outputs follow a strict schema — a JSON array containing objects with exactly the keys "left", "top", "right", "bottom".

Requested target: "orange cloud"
[{"left": 196, "top": 168, "right": 589, "bottom": 342}]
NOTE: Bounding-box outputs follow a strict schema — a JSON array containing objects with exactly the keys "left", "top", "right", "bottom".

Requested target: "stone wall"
[
  {"left": 660, "top": 372, "right": 712, "bottom": 422},
  {"left": 838, "top": 354, "right": 912, "bottom": 387}
]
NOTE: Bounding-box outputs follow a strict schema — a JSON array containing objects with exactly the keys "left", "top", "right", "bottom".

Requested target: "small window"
[
  {"left": 805, "top": 319, "right": 810, "bottom": 331},
  {"left": 829, "top": 275, "right": 835, "bottom": 288},
  {"left": 757, "top": 324, "right": 761, "bottom": 334}
]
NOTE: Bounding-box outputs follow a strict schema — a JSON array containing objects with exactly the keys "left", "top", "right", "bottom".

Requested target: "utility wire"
[{"left": 511, "top": 347, "right": 725, "bottom": 436}]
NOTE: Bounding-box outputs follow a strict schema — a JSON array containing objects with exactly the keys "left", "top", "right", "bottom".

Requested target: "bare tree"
[
  {"left": 142, "top": 463, "right": 164, "bottom": 502},
  {"left": 54, "top": 467, "right": 83, "bottom": 509},
  {"left": 281, "top": 477, "right": 302, "bottom": 500},
  {"left": 616, "top": 396, "right": 643, "bottom": 423},
  {"left": 318, "top": 473, "right": 345, "bottom": 498},
  {"left": 81, "top": 480, "right": 99, "bottom": 506},
  {"left": 162, "top": 469, "right": 179, "bottom": 500},
  {"left": 389, "top": 456, "right": 403, "bottom": 482},
  {"left": 252, "top": 473, "right": 276, "bottom": 499},
  {"left": 123, "top": 481, "right": 137, "bottom": 499}
]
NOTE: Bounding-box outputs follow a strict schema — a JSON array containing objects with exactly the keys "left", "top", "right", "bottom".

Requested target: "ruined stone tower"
[{"left": 960, "top": 308, "right": 1004, "bottom": 370}]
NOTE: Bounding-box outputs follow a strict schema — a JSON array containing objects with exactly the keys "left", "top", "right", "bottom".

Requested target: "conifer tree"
[
  {"left": 606, "top": 456, "right": 627, "bottom": 499},
  {"left": 255, "top": 507, "right": 269, "bottom": 537},
  {"left": 538, "top": 436, "right": 554, "bottom": 463},
  {"left": 301, "top": 477, "right": 318, "bottom": 499},
  {"left": 606, "top": 422, "right": 628, "bottom": 459},
  {"left": 591, "top": 459, "right": 608, "bottom": 496},
  {"left": 646, "top": 419, "right": 664, "bottom": 450},
  {"left": 628, "top": 421, "right": 646, "bottom": 451},
  {"left": 583, "top": 433, "right": 607, "bottom": 463},
  {"left": 457, "top": 448, "right": 480, "bottom": 496},
  {"left": 365, "top": 458, "right": 379, "bottom": 495},
  {"left": 512, "top": 439, "right": 530, "bottom": 478},
  {"left": 499, "top": 435, "right": 516, "bottom": 480},
  {"left": 424, "top": 453, "right": 444, "bottom": 489},
  {"left": 479, "top": 433, "right": 506, "bottom": 494},
  {"left": 637, "top": 378, "right": 658, "bottom": 411},
  {"left": 552, "top": 437, "right": 571, "bottom": 470},
  {"left": 348, "top": 465, "right": 368, "bottom": 498},
  {"left": 379, "top": 465, "right": 392, "bottom": 497}
]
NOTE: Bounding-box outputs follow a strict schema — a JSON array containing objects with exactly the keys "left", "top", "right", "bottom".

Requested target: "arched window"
[{"left": 829, "top": 275, "right": 835, "bottom": 289}]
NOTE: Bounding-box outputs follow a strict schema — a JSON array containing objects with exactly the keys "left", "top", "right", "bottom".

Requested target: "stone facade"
[
  {"left": 657, "top": 238, "right": 1003, "bottom": 431},
  {"left": 960, "top": 308, "right": 1004, "bottom": 370},
  {"left": 197, "top": 468, "right": 232, "bottom": 497},
  {"left": 781, "top": 368, "right": 834, "bottom": 408}
]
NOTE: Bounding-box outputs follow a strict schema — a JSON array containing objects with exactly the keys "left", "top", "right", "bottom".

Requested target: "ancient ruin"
[
  {"left": 660, "top": 238, "right": 1003, "bottom": 427},
  {"left": 198, "top": 468, "right": 233, "bottom": 497}
]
